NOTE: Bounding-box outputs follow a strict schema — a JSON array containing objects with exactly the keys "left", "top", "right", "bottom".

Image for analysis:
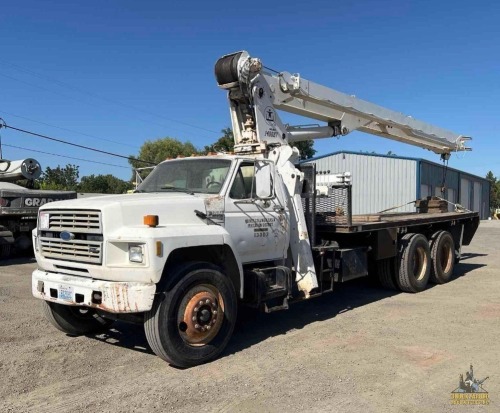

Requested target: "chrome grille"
[
  {"left": 40, "top": 238, "right": 102, "bottom": 264},
  {"left": 40, "top": 209, "right": 103, "bottom": 264},
  {"left": 47, "top": 210, "right": 102, "bottom": 234}
]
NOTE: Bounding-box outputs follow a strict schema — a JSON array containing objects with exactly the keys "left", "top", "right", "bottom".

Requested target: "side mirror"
[{"left": 255, "top": 160, "right": 274, "bottom": 199}]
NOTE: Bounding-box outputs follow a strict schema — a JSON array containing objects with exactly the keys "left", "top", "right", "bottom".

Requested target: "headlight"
[
  {"left": 39, "top": 212, "right": 50, "bottom": 230},
  {"left": 128, "top": 244, "right": 144, "bottom": 263}
]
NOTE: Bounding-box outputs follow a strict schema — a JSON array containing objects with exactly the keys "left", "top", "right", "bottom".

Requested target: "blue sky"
[{"left": 0, "top": 0, "right": 498, "bottom": 181}]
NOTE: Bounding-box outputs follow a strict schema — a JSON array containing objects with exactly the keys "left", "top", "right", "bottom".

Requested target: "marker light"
[{"left": 144, "top": 215, "right": 159, "bottom": 227}]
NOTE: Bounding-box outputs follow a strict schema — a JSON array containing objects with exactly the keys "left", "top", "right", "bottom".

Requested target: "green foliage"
[
  {"left": 128, "top": 138, "right": 197, "bottom": 169},
  {"left": 34, "top": 163, "right": 132, "bottom": 194},
  {"left": 78, "top": 174, "right": 133, "bottom": 194},
  {"left": 204, "top": 127, "right": 316, "bottom": 160},
  {"left": 486, "top": 171, "right": 500, "bottom": 209},
  {"left": 37, "top": 164, "right": 79, "bottom": 191},
  {"left": 204, "top": 128, "right": 234, "bottom": 153},
  {"left": 129, "top": 137, "right": 198, "bottom": 180}
]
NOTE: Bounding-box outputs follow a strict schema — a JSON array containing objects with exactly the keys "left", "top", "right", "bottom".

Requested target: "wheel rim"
[
  {"left": 412, "top": 246, "right": 428, "bottom": 281},
  {"left": 439, "top": 239, "right": 453, "bottom": 273},
  {"left": 177, "top": 284, "right": 224, "bottom": 346}
]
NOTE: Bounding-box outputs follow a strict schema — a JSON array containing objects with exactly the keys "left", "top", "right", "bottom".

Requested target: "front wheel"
[
  {"left": 144, "top": 262, "right": 237, "bottom": 368},
  {"left": 42, "top": 301, "right": 113, "bottom": 335}
]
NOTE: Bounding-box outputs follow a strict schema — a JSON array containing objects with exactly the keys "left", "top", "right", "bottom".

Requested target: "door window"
[{"left": 229, "top": 163, "right": 255, "bottom": 199}]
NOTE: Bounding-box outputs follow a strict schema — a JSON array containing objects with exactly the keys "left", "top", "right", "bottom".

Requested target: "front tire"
[
  {"left": 43, "top": 301, "right": 113, "bottom": 335},
  {"left": 144, "top": 262, "right": 237, "bottom": 368}
]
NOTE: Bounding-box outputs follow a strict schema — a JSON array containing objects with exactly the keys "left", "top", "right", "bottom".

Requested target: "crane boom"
[{"left": 215, "top": 51, "right": 471, "bottom": 157}]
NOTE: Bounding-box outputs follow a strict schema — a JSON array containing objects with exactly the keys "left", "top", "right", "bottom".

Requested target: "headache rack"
[{"left": 299, "top": 163, "right": 352, "bottom": 246}]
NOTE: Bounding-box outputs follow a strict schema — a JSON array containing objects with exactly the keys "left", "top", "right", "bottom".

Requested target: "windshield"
[{"left": 137, "top": 158, "right": 232, "bottom": 194}]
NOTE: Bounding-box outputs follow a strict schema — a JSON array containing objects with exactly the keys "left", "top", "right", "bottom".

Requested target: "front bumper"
[{"left": 32, "top": 269, "right": 156, "bottom": 313}]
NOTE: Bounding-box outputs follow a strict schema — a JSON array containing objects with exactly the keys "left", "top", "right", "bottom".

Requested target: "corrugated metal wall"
[
  {"left": 420, "top": 160, "right": 490, "bottom": 219},
  {"left": 420, "top": 162, "right": 460, "bottom": 200},
  {"left": 481, "top": 182, "right": 490, "bottom": 219},
  {"left": 311, "top": 153, "right": 418, "bottom": 215},
  {"left": 306, "top": 152, "right": 490, "bottom": 219}
]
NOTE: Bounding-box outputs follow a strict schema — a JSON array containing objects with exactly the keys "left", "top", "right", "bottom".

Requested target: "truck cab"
[{"left": 32, "top": 155, "right": 295, "bottom": 366}]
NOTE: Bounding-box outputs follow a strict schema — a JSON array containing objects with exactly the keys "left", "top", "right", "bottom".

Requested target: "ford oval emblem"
[{"left": 60, "top": 231, "right": 75, "bottom": 241}]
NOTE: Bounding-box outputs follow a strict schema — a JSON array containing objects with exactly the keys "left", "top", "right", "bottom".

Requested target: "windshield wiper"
[{"left": 160, "top": 185, "right": 194, "bottom": 195}]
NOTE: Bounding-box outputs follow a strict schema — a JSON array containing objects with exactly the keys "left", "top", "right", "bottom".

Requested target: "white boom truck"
[{"left": 32, "top": 51, "right": 479, "bottom": 367}]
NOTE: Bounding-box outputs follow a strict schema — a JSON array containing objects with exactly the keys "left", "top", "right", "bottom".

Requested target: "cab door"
[{"left": 224, "top": 160, "right": 288, "bottom": 264}]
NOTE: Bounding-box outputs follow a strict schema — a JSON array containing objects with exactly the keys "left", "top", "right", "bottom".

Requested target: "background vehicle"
[
  {"left": 32, "top": 51, "right": 479, "bottom": 367},
  {"left": 0, "top": 158, "right": 75, "bottom": 259}
]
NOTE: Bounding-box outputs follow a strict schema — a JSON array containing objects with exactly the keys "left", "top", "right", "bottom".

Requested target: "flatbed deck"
[{"left": 318, "top": 211, "right": 479, "bottom": 233}]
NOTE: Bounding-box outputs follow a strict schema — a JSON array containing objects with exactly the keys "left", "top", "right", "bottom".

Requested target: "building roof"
[
  {"left": 303, "top": 150, "right": 488, "bottom": 183},
  {"left": 306, "top": 150, "right": 421, "bottom": 163}
]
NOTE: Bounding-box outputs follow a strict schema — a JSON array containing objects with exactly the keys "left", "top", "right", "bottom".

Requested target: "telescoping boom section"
[{"left": 215, "top": 51, "right": 471, "bottom": 157}]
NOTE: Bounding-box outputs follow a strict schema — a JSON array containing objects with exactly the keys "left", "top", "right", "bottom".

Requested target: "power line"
[
  {"left": 0, "top": 120, "right": 156, "bottom": 166},
  {"left": 0, "top": 71, "right": 101, "bottom": 110},
  {"left": 2, "top": 143, "right": 130, "bottom": 169},
  {"left": 0, "top": 61, "right": 221, "bottom": 136},
  {"left": 0, "top": 110, "right": 140, "bottom": 149},
  {"left": 0, "top": 70, "right": 213, "bottom": 140}
]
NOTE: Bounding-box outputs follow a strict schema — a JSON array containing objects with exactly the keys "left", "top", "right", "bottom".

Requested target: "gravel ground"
[{"left": 0, "top": 221, "right": 499, "bottom": 413}]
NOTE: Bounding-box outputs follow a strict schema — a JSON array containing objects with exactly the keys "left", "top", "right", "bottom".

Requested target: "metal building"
[{"left": 305, "top": 151, "right": 490, "bottom": 219}]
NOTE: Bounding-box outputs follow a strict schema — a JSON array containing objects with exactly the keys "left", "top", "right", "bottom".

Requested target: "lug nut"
[
  {"left": 213, "top": 310, "right": 217, "bottom": 315},
  {"left": 194, "top": 307, "right": 198, "bottom": 312},
  {"left": 199, "top": 300, "right": 203, "bottom": 306},
  {"left": 195, "top": 324, "right": 200, "bottom": 329},
  {"left": 192, "top": 316, "right": 196, "bottom": 321},
  {"left": 205, "top": 299, "right": 210, "bottom": 304}
]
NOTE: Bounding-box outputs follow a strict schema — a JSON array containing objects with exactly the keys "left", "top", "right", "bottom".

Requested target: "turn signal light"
[{"left": 144, "top": 215, "right": 159, "bottom": 227}]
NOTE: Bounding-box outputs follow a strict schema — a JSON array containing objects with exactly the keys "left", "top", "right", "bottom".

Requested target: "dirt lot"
[{"left": 1, "top": 221, "right": 499, "bottom": 413}]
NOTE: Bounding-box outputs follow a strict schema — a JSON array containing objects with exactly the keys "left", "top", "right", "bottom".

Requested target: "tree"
[
  {"left": 129, "top": 137, "right": 198, "bottom": 180},
  {"left": 486, "top": 171, "right": 500, "bottom": 209},
  {"left": 290, "top": 140, "right": 316, "bottom": 160},
  {"left": 204, "top": 127, "right": 316, "bottom": 160},
  {"left": 38, "top": 164, "right": 79, "bottom": 191},
  {"left": 78, "top": 174, "right": 133, "bottom": 194},
  {"left": 204, "top": 128, "right": 234, "bottom": 153}
]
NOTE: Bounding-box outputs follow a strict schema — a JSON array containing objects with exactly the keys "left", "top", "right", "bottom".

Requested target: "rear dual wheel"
[
  {"left": 397, "top": 233, "right": 431, "bottom": 293},
  {"left": 0, "top": 244, "right": 11, "bottom": 259},
  {"left": 377, "top": 257, "right": 397, "bottom": 290},
  {"left": 379, "top": 230, "right": 456, "bottom": 293},
  {"left": 429, "top": 231, "right": 455, "bottom": 284}
]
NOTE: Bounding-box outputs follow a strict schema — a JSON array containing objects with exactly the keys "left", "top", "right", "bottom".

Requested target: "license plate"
[{"left": 59, "top": 285, "right": 74, "bottom": 301}]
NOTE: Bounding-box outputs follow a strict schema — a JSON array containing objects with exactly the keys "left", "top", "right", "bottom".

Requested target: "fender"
[{"left": 150, "top": 224, "right": 244, "bottom": 298}]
